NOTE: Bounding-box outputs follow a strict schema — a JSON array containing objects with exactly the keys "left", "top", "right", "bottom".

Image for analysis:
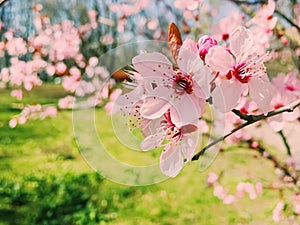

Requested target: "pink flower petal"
[
  {"left": 229, "top": 26, "right": 253, "bottom": 59},
  {"left": 211, "top": 80, "right": 244, "bottom": 113},
  {"left": 177, "top": 42, "right": 199, "bottom": 73},
  {"left": 248, "top": 76, "right": 274, "bottom": 114},
  {"left": 282, "top": 107, "right": 300, "bottom": 121},
  {"left": 141, "top": 128, "right": 165, "bottom": 151},
  {"left": 193, "top": 65, "right": 212, "bottom": 99},
  {"left": 132, "top": 52, "right": 173, "bottom": 78},
  {"left": 205, "top": 45, "right": 234, "bottom": 75},
  {"left": 140, "top": 96, "right": 170, "bottom": 119},
  {"left": 113, "top": 85, "right": 144, "bottom": 114},
  {"left": 181, "top": 124, "right": 198, "bottom": 134},
  {"left": 268, "top": 114, "right": 284, "bottom": 132},
  {"left": 180, "top": 134, "right": 197, "bottom": 161},
  {"left": 223, "top": 195, "right": 236, "bottom": 205},
  {"left": 170, "top": 94, "right": 205, "bottom": 127},
  {"left": 160, "top": 143, "right": 184, "bottom": 177},
  {"left": 141, "top": 118, "right": 162, "bottom": 137}
]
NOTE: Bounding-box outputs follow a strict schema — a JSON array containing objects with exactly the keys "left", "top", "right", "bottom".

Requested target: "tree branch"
[
  {"left": 248, "top": 140, "right": 299, "bottom": 187},
  {"left": 229, "top": 0, "right": 267, "bottom": 5},
  {"left": 192, "top": 99, "right": 300, "bottom": 161},
  {"left": 229, "top": 0, "right": 300, "bottom": 33},
  {"left": 278, "top": 130, "right": 292, "bottom": 156},
  {"left": 275, "top": 10, "right": 300, "bottom": 33}
]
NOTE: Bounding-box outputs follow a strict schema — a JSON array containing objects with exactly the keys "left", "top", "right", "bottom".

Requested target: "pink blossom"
[
  {"left": 133, "top": 42, "right": 211, "bottom": 127},
  {"left": 272, "top": 72, "right": 300, "bottom": 97},
  {"left": 197, "top": 35, "right": 217, "bottom": 61},
  {"left": 62, "top": 74, "right": 80, "bottom": 93},
  {"left": 141, "top": 110, "right": 198, "bottom": 177},
  {"left": 281, "top": 36, "right": 288, "bottom": 45},
  {"left": 223, "top": 195, "right": 236, "bottom": 205},
  {"left": 109, "top": 0, "right": 151, "bottom": 17},
  {"left": 183, "top": 10, "right": 194, "bottom": 20},
  {"left": 147, "top": 19, "right": 159, "bottom": 30},
  {"left": 6, "top": 37, "right": 27, "bottom": 56},
  {"left": 272, "top": 201, "right": 285, "bottom": 222},
  {"left": 55, "top": 62, "right": 67, "bottom": 75},
  {"left": 247, "top": 0, "right": 277, "bottom": 30},
  {"left": 58, "top": 95, "right": 75, "bottom": 109},
  {"left": 267, "top": 72, "right": 300, "bottom": 131},
  {"left": 207, "top": 172, "right": 218, "bottom": 186},
  {"left": 213, "top": 185, "right": 227, "bottom": 200},
  {"left": 10, "top": 89, "right": 23, "bottom": 100},
  {"left": 105, "top": 88, "right": 122, "bottom": 115},
  {"left": 45, "top": 65, "right": 56, "bottom": 76},
  {"left": 174, "top": 0, "right": 202, "bottom": 20},
  {"left": 206, "top": 26, "right": 274, "bottom": 113},
  {"left": 40, "top": 106, "right": 57, "bottom": 119},
  {"left": 294, "top": 204, "right": 300, "bottom": 215},
  {"left": 268, "top": 94, "right": 300, "bottom": 131},
  {"left": 236, "top": 182, "right": 259, "bottom": 199},
  {"left": 214, "top": 111, "right": 252, "bottom": 144},
  {"left": 9, "top": 118, "right": 17, "bottom": 128},
  {"left": 100, "top": 34, "right": 114, "bottom": 45},
  {"left": 174, "top": 0, "right": 201, "bottom": 11},
  {"left": 236, "top": 182, "right": 246, "bottom": 198},
  {"left": 247, "top": 0, "right": 277, "bottom": 49},
  {"left": 211, "top": 10, "right": 243, "bottom": 41}
]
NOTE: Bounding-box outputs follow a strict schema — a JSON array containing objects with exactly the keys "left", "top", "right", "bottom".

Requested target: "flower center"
[
  {"left": 286, "top": 85, "right": 295, "bottom": 92},
  {"left": 173, "top": 71, "right": 193, "bottom": 94},
  {"left": 226, "top": 62, "right": 252, "bottom": 83},
  {"left": 161, "top": 110, "right": 182, "bottom": 142},
  {"left": 222, "top": 33, "right": 229, "bottom": 41}
]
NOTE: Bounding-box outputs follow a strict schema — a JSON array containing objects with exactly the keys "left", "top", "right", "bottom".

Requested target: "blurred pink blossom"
[
  {"left": 272, "top": 201, "right": 285, "bottom": 222},
  {"left": 147, "top": 19, "right": 159, "bottom": 30},
  {"left": 213, "top": 185, "right": 227, "bottom": 200},
  {"left": 268, "top": 72, "right": 300, "bottom": 131},
  {"left": 109, "top": 0, "right": 151, "bottom": 17},
  {"left": 223, "top": 195, "right": 236, "bottom": 205},
  {"left": 10, "top": 89, "right": 23, "bottom": 100},
  {"left": 6, "top": 37, "right": 27, "bottom": 56},
  {"left": 58, "top": 95, "right": 75, "bottom": 109},
  {"left": 211, "top": 10, "right": 243, "bottom": 41},
  {"left": 40, "top": 106, "right": 57, "bottom": 119},
  {"left": 9, "top": 118, "right": 17, "bottom": 128},
  {"left": 207, "top": 172, "right": 218, "bottom": 186},
  {"left": 174, "top": 0, "right": 201, "bottom": 11},
  {"left": 105, "top": 88, "right": 122, "bottom": 115}
]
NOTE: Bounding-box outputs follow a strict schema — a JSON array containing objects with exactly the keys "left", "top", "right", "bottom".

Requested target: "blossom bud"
[{"left": 197, "top": 35, "right": 217, "bottom": 61}]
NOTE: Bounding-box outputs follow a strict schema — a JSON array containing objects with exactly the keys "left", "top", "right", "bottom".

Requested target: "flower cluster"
[
  {"left": 207, "top": 172, "right": 263, "bottom": 205},
  {"left": 113, "top": 24, "right": 276, "bottom": 177},
  {"left": 9, "top": 104, "right": 57, "bottom": 128},
  {"left": 1, "top": 4, "right": 120, "bottom": 126}
]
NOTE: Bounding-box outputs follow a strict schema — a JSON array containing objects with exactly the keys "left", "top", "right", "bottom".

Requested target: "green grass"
[{"left": 0, "top": 84, "right": 285, "bottom": 225}]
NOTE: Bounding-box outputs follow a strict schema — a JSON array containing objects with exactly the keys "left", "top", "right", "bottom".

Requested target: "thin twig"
[
  {"left": 232, "top": 109, "right": 251, "bottom": 121},
  {"left": 278, "top": 130, "right": 292, "bottom": 156},
  {"left": 229, "top": 0, "right": 267, "bottom": 5},
  {"left": 229, "top": 0, "right": 300, "bottom": 33},
  {"left": 248, "top": 140, "right": 299, "bottom": 187},
  {"left": 275, "top": 10, "right": 300, "bottom": 33},
  {"left": 192, "top": 99, "right": 300, "bottom": 160}
]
